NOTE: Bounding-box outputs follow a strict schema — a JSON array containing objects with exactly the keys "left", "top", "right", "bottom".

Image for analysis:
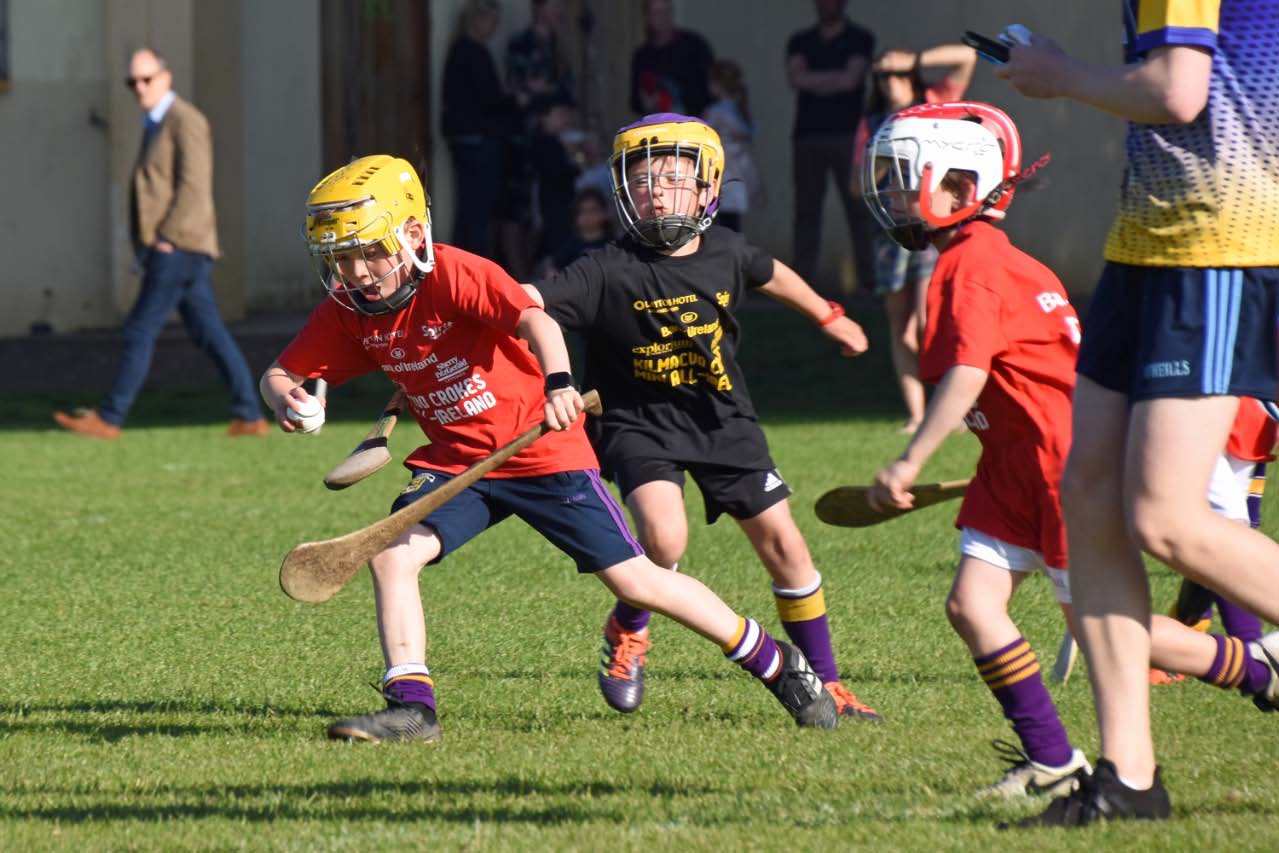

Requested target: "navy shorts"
[
  {"left": 390, "top": 468, "right": 644, "bottom": 573},
  {"left": 610, "top": 455, "right": 792, "bottom": 525},
  {"left": 1077, "top": 263, "right": 1279, "bottom": 401}
]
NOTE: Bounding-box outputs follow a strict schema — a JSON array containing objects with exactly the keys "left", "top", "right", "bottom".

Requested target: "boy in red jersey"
[
  {"left": 259, "top": 155, "right": 837, "bottom": 742},
  {"left": 862, "top": 102, "right": 1092, "bottom": 797}
]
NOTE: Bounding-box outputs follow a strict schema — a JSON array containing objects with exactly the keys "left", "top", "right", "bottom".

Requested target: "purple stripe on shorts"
[{"left": 586, "top": 469, "right": 644, "bottom": 556}]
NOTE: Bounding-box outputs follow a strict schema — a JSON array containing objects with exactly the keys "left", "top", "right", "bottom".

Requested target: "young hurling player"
[
  {"left": 862, "top": 102, "right": 1092, "bottom": 798},
  {"left": 998, "top": 3, "right": 1279, "bottom": 826},
  {"left": 523, "top": 114, "right": 880, "bottom": 723},
  {"left": 259, "top": 155, "right": 838, "bottom": 742}
]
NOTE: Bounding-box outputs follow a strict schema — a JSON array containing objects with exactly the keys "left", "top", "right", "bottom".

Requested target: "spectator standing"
[
  {"left": 551, "top": 187, "right": 613, "bottom": 272},
  {"left": 629, "top": 0, "right": 714, "bottom": 118},
  {"left": 704, "top": 59, "right": 763, "bottom": 232},
  {"left": 54, "top": 47, "right": 266, "bottom": 439},
  {"left": 785, "top": 0, "right": 874, "bottom": 294},
  {"left": 441, "top": 0, "right": 510, "bottom": 259},
  {"left": 854, "top": 44, "right": 976, "bottom": 433}
]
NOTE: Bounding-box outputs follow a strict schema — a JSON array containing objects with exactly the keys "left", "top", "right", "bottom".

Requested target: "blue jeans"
[{"left": 99, "top": 248, "right": 261, "bottom": 425}]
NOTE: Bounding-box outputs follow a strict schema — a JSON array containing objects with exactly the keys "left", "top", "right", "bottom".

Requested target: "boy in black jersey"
[{"left": 525, "top": 113, "right": 879, "bottom": 722}]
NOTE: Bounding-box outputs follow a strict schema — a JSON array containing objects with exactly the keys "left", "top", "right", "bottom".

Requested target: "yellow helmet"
[
  {"left": 305, "top": 155, "right": 435, "bottom": 315},
  {"left": 611, "top": 113, "right": 724, "bottom": 250}
]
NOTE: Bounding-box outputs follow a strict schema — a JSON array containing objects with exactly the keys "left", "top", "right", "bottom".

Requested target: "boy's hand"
[
  {"left": 995, "top": 37, "right": 1073, "bottom": 99},
  {"left": 273, "top": 386, "right": 324, "bottom": 433},
  {"left": 823, "top": 316, "right": 870, "bottom": 356},
  {"left": 544, "top": 387, "right": 585, "bottom": 431},
  {"left": 868, "top": 458, "right": 921, "bottom": 512}
]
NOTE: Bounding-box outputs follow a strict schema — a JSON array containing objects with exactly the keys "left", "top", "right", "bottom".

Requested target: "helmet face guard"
[
  {"left": 611, "top": 113, "right": 724, "bottom": 251},
  {"left": 861, "top": 101, "right": 1023, "bottom": 250},
  {"left": 305, "top": 156, "right": 435, "bottom": 316}
]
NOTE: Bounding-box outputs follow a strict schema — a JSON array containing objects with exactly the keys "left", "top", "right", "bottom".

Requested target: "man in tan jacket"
[{"left": 55, "top": 48, "right": 267, "bottom": 439}]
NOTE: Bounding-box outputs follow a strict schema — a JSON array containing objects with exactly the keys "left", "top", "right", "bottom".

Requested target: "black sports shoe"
[
  {"left": 1013, "top": 758, "right": 1171, "bottom": 827},
  {"left": 767, "top": 641, "right": 839, "bottom": 729},
  {"left": 327, "top": 686, "right": 442, "bottom": 743}
]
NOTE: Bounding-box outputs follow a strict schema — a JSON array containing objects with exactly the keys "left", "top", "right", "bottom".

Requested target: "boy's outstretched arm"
[
  {"left": 520, "top": 283, "right": 546, "bottom": 309},
  {"left": 516, "top": 306, "right": 584, "bottom": 431},
  {"left": 869, "top": 364, "right": 987, "bottom": 511},
  {"left": 260, "top": 361, "right": 317, "bottom": 433},
  {"left": 757, "top": 259, "right": 869, "bottom": 356}
]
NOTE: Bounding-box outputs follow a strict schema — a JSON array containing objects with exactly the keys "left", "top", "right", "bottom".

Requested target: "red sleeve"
[
  {"left": 277, "top": 300, "right": 376, "bottom": 386},
  {"left": 438, "top": 253, "right": 536, "bottom": 333},
  {"left": 920, "top": 278, "right": 1005, "bottom": 383}
]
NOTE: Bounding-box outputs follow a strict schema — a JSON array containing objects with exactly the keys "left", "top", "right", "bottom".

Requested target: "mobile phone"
[{"left": 962, "top": 30, "right": 1011, "bottom": 65}]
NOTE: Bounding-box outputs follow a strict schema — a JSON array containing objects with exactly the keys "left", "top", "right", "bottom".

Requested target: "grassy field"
[{"left": 3, "top": 306, "right": 1277, "bottom": 850}]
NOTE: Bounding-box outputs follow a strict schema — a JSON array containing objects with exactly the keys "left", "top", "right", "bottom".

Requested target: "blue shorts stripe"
[
  {"left": 1202, "top": 269, "right": 1218, "bottom": 394},
  {"left": 1220, "top": 270, "right": 1243, "bottom": 394}
]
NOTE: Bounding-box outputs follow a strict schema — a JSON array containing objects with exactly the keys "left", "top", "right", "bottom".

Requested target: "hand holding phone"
[{"left": 963, "top": 30, "right": 1011, "bottom": 65}]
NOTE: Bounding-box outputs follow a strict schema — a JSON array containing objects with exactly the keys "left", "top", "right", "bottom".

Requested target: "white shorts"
[
  {"left": 1207, "top": 453, "right": 1255, "bottom": 523},
  {"left": 959, "top": 527, "right": 1071, "bottom": 604}
]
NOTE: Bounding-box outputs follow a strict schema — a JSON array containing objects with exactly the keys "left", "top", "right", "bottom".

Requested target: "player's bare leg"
[
  {"left": 885, "top": 284, "right": 926, "bottom": 432},
  {"left": 1061, "top": 377, "right": 1154, "bottom": 783},
  {"left": 595, "top": 556, "right": 837, "bottom": 728},
  {"left": 948, "top": 556, "right": 1087, "bottom": 796},
  {"left": 328, "top": 527, "right": 443, "bottom": 743},
  {"left": 739, "top": 500, "right": 880, "bottom": 720},
  {"left": 1128, "top": 397, "right": 1279, "bottom": 623},
  {"left": 596, "top": 480, "right": 686, "bottom": 712}
]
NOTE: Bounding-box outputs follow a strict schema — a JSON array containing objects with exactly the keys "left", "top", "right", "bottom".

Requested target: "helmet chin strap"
[
  {"left": 917, "top": 152, "right": 1052, "bottom": 233},
  {"left": 349, "top": 250, "right": 430, "bottom": 316}
]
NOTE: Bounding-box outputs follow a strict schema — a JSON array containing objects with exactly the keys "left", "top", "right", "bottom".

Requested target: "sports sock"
[
  {"left": 1215, "top": 596, "right": 1263, "bottom": 643},
  {"left": 773, "top": 572, "right": 838, "bottom": 683},
  {"left": 1199, "top": 634, "right": 1272, "bottom": 694},
  {"left": 974, "top": 636, "right": 1073, "bottom": 768},
  {"left": 722, "top": 616, "right": 782, "bottom": 682},
  {"left": 611, "top": 600, "right": 651, "bottom": 633},
  {"left": 383, "top": 663, "right": 436, "bottom": 712}
]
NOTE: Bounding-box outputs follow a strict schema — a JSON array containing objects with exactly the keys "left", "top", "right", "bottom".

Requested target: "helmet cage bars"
[
  {"left": 861, "top": 101, "right": 1022, "bottom": 251},
  {"left": 611, "top": 114, "right": 723, "bottom": 251}
]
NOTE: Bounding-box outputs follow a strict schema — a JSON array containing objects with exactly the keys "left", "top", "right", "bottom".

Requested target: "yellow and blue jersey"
[{"left": 1104, "top": 0, "right": 1279, "bottom": 267}]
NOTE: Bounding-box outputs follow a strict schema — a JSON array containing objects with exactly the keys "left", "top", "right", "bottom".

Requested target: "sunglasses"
[{"left": 124, "top": 73, "right": 162, "bottom": 89}]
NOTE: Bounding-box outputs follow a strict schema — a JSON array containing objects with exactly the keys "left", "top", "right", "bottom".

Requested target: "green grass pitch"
[{"left": 2, "top": 306, "right": 1276, "bottom": 850}]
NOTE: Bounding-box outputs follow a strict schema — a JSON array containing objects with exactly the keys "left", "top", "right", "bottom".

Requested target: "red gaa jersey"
[
  {"left": 920, "top": 221, "right": 1080, "bottom": 567},
  {"left": 1228, "top": 397, "right": 1278, "bottom": 463},
  {"left": 279, "top": 244, "right": 598, "bottom": 476}
]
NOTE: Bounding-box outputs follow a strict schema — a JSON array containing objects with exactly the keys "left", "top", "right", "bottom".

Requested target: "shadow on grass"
[
  {"left": 0, "top": 699, "right": 341, "bottom": 742},
  {"left": 0, "top": 777, "right": 718, "bottom": 826}
]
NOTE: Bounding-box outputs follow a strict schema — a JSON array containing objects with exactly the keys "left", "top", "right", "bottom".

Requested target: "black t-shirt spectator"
[
  {"left": 441, "top": 36, "right": 510, "bottom": 138},
  {"left": 787, "top": 18, "right": 875, "bottom": 137},
  {"left": 629, "top": 31, "right": 714, "bottom": 117}
]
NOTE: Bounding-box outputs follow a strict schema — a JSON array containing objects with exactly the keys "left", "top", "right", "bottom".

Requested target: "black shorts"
[
  {"left": 1077, "top": 263, "right": 1279, "bottom": 401},
  {"left": 609, "top": 454, "right": 792, "bottom": 525},
  {"left": 390, "top": 468, "right": 644, "bottom": 573}
]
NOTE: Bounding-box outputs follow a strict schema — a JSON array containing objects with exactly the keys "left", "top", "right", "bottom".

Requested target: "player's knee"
[
  {"left": 369, "top": 547, "right": 428, "bottom": 583},
  {"left": 640, "top": 528, "right": 686, "bottom": 569},
  {"left": 1128, "top": 498, "right": 1198, "bottom": 565},
  {"left": 944, "top": 590, "right": 976, "bottom": 633}
]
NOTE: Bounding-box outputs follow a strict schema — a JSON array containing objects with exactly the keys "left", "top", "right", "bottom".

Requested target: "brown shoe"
[
  {"left": 53, "top": 409, "right": 121, "bottom": 440},
  {"left": 227, "top": 418, "right": 271, "bottom": 437}
]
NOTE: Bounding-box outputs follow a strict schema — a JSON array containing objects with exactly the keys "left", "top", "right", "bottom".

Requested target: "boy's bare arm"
[
  {"left": 520, "top": 283, "right": 546, "bottom": 309},
  {"left": 757, "top": 259, "right": 869, "bottom": 355},
  {"left": 515, "top": 306, "right": 584, "bottom": 430},
  {"left": 997, "top": 41, "right": 1211, "bottom": 125},
  {"left": 870, "top": 364, "right": 987, "bottom": 510}
]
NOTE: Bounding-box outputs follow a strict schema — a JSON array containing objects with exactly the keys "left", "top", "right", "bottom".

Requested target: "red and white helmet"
[{"left": 861, "top": 101, "right": 1023, "bottom": 250}]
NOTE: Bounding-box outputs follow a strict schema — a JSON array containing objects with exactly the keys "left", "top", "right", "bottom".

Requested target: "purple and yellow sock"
[
  {"left": 1215, "top": 597, "right": 1263, "bottom": 643},
  {"left": 1200, "top": 634, "right": 1272, "bottom": 694},
  {"left": 383, "top": 663, "right": 436, "bottom": 712},
  {"left": 722, "top": 617, "right": 782, "bottom": 682},
  {"left": 773, "top": 572, "right": 838, "bottom": 684},
  {"left": 974, "top": 637, "right": 1074, "bottom": 768},
  {"left": 1247, "top": 462, "right": 1266, "bottom": 529}
]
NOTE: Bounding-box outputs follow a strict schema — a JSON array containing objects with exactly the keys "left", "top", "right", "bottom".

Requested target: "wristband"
[
  {"left": 544, "top": 371, "right": 575, "bottom": 394},
  {"left": 818, "top": 300, "right": 845, "bottom": 327}
]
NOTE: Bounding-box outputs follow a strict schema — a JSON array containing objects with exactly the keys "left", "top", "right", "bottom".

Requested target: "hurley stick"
[
  {"left": 281, "top": 390, "right": 602, "bottom": 603},
  {"left": 323, "top": 389, "right": 407, "bottom": 490},
  {"left": 814, "top": 479, "right": 971, "bottom": 528}
]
